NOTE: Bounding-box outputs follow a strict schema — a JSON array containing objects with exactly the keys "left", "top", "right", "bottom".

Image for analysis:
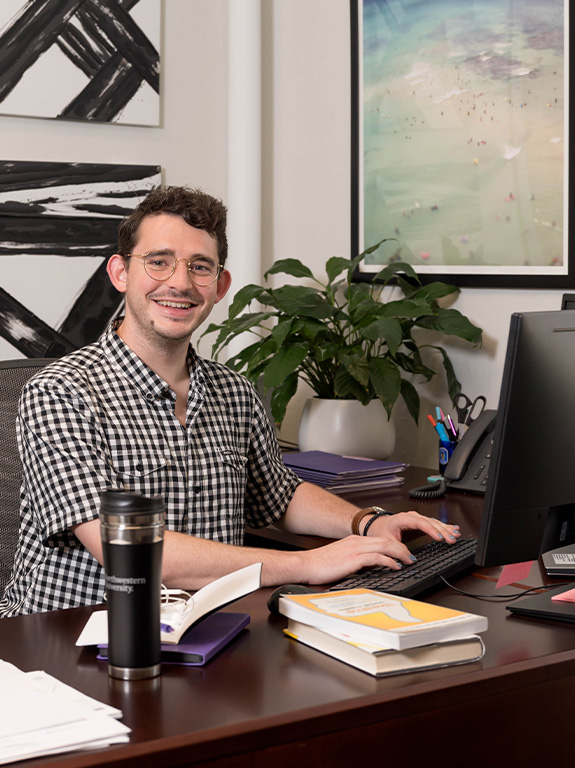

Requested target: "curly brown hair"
[{"left": 117, "top": 185, "right": 228, "bottom": 265}]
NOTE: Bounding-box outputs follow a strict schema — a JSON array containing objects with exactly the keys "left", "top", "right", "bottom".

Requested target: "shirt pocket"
[
  {"left": 110, "top": 451, "right": 169, "bottom": 497},
  {"left": 213, "top": 448, "right": 248, "bottom": 520}
]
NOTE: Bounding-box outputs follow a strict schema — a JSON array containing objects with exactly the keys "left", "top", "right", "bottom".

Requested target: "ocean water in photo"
[{"left": 361, "top": 0, "right": 565, "bottom": 272}]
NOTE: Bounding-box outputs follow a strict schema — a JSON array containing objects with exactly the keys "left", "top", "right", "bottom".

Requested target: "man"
[{"left": 0, "top": 186, "right": 459, "bottom": 617}]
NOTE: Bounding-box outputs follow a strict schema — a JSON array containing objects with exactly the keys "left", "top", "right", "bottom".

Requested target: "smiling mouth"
[{"left": 155, "top": 299, "right": 196, "bottom": 309}]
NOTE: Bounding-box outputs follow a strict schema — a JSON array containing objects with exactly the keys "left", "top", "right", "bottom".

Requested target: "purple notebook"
[
  {"left": 97, "top": 612, "right": 250, "bottom": 666},
  {"left": 282, "top": 451, "right": 406, "bottom": 477}
]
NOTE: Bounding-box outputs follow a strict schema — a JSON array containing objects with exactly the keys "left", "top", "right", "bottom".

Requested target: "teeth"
[{"left": 156, "top": 300, "right": 193, "bottom": 309}]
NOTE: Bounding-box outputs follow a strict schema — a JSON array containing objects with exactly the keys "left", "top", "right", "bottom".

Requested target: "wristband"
[
  {"left": 351, "top": 506, "right": 389, "bottom": 535},
  {"left": 362, "top": 509, "right": 391, "bottom": 536}
]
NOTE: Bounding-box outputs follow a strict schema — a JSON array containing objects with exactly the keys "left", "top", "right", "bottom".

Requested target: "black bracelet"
[{"left": 362, "top": 509, "right": 391, "bottom": 536}]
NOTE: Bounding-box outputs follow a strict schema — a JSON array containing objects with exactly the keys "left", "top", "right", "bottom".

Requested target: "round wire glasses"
[{"left": 129, "top": 251, "right": 223, "bottom": 286}]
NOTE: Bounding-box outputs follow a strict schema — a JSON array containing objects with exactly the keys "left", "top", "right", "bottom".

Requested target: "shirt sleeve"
[
  {"left": 18, "top": 374, "right": 119, "bottom": 544},
  {"left": 243, "top": 394, "right": 302, "bottom": 528}
]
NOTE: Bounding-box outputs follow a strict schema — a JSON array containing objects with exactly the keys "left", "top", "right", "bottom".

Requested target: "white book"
[
  {"left": 76, "top": 562, "right": 262, "bottom": 646},
  {"left": 285, "top": 619, "right": 485, "bottom": 677}
]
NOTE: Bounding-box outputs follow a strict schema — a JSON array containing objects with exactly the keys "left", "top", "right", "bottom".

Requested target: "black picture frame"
[
  {"left": 0, "top": 159, "right": 161, "bottom": 358},
  {"left": 351, "top": 0, "right": 573, "bottom": 288}
]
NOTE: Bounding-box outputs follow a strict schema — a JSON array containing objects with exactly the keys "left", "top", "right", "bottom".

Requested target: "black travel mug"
[{"left": 100, "top": 490, "right": 165, "bottom": 680}]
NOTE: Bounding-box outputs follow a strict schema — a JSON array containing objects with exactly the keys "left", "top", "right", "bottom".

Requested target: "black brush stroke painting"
[
  {"left": 0, "top": 0, "right": 160, "bottom": 125},
  {"left": 0, "top": 159, "right": 161, "bottom": 359}
]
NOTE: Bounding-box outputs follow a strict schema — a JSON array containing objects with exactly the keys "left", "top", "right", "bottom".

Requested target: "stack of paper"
[
  {"left": 283, "top": 451, "right": 407, "bottom": 493},
  {"left": 0, "top": 660, "right": 130, "bottom": 764}
]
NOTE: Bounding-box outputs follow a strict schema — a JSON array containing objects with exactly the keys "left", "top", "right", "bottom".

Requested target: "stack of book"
[
  {"left": 278, "top": 588, "right": 487, "bottom": 677},
  {"left": 283, "top": 451, "right": 407, "bottom": 493}
]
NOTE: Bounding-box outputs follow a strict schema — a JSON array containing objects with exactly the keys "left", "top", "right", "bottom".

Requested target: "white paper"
[
  {"left": 75, "top": 610, "right": 109, "bottom": 646},
  {"left": 0, "top": 661, "right": 130, "bottom": 764}
]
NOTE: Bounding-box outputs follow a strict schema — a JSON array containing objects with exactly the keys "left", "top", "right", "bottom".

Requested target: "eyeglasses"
[{"left": 129, "top": 251, "right": 223, "bottom": 286}]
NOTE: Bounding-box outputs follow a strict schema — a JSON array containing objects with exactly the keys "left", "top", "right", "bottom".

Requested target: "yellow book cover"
[{"left": 278, "top": 589, "right": 488, "bottom": 650}]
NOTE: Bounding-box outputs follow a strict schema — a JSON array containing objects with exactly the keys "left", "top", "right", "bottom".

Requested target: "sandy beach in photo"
[{"left": 361, "top": 0, "right": 565, "bottom": 273}]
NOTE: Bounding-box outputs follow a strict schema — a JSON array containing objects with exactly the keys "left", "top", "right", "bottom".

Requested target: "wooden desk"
[{"left": 1, "top": 468, "right": 574, "bottom": 768}]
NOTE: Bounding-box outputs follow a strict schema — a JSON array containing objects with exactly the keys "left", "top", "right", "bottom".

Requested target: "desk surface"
[{"left": 1, "top": 467, "right": 574, "bottom": 768}]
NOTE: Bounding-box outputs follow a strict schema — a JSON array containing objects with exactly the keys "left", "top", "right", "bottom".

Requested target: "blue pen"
[{"left": 435, "top": 421, "right": 452, "bottom": 444}]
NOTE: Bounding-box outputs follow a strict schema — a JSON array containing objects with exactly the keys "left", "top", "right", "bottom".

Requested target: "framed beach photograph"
[{"left": 350, "top": 0, "right": 572, "bottom": 288}]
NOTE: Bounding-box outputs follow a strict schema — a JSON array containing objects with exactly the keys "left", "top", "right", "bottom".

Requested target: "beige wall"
[{"left": 0, "top": 0, "right": 566, "bottom": 466}]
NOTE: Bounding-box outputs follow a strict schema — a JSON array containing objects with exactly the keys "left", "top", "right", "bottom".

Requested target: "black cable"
[
  {"left": 408, "top": 479, "right": 447, "bottom": 499},
  {"left": 439, "top": 575, "right": 572, "bottom": 601}
]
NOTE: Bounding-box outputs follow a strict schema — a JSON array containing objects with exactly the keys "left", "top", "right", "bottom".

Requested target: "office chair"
[{"left": 0, "top": 358, "right": 55, "bottom": 594}]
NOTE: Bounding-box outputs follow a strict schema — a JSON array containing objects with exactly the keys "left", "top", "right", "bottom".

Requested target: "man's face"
[{"left": 108, "top": 212, "right": 231, "bottom": 351}]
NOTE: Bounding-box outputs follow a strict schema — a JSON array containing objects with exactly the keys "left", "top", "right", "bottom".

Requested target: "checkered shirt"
[{"left": 0, "top": 321, "right": 301, "bottom": 617}]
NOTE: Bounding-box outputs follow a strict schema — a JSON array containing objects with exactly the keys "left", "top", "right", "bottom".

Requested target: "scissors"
[{"left": 453, "top": 393, "right": 486, "bottom": 429}]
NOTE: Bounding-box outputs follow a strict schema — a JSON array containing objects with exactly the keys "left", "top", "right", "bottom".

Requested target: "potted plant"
[{"left": 203, "top": 242, "right": 482, "bottom": 457}]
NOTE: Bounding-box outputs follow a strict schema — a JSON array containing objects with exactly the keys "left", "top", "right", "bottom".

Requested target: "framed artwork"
[
  {"left": 351, "top": 0, "right": 572, "bottom": 288},
  {"left": 0, "top": 159, "right": 161, "bottom": 359},
  {"left": 0, "top": 0, "right": 160, "bottom": 126}
]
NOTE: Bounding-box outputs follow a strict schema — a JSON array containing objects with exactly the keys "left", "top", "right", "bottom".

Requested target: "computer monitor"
[{"left": 475, "top": 310, "right": 575, "bottom": 567}]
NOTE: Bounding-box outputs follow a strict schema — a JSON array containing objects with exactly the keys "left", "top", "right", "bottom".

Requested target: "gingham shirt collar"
[{"left": 104, "top": 317, "right": 196, "bottom": 402}]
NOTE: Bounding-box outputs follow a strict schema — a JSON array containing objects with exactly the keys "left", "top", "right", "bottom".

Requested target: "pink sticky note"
[
  {"left": 551, "top": 588, "right": 575, "bottom": 603},
  {"left": 496, "top": 561, "right": 534, "bottom": 588}
]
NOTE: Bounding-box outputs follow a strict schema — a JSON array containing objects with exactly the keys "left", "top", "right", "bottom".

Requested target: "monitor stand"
[{"left": 541, "top": 544, "right": 575, "bottom": 577}]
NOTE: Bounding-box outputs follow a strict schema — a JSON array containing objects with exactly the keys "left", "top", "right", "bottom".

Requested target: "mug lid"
[{"left": 99, "top": 490, "right": 164, "bottom": 516}]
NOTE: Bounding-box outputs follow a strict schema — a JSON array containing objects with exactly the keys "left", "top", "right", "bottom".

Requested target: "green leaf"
[
  {"left": 369, "top": 357, "right": 402, "bottom": 417},
  {"left": 326, "top": 256, "right": 352, "bottom": 284},
  {"left": 271, "top": 318, "right": 293, "bottom": 347},
  {"left": 346, "top": 238, "right": 400, "bottom": 282},
  {"left": 313, "top": 341, "right": 341, "bottom": 362},
  {"left": 416, "top": 308, "right": 482, "bottom": 344},
  {"left": 263, "top": 342, "right": 310, "bottom": 388},
  {"left": 293, "top": 317, "right": 330, "bottom": 343},
  {"left": 269, "top": 372, "right": 300, "bottom": 425},
  {"left": 358, "top": 238, "right": 399, "bottom": 260},
  {"left": 270, "top": 285, "right": 335, "bottom": 319},
  {"left": 264, "top": 259, "right": 315, "bottom": 280},
  {"left": 209, "top": 312, "right": 273, "bottom": 359},
  {"left": 245, "top": 338, "right": 278, "bottom": 379},
  {"left": 413, "top": 282, "right": 460, "bottom": 303},
  {"left": 394, "top": 351, "right": 436, "bottom": 380},
  {"left": 370, "top": 261, "right": 420, "bottom": 287},
  {"left": 360, "top": 318, "right": 403, "bottom": 356},
  {"left": 400, "top": 379, "right": 420, "bottom": 424},
  {"left": 347, "top": 282, "right": 372, "bottom": 311},
  {"left": 227, "top": 338, "right": 272, "bottom": 370},
  {"left": 378, "top": 298, "right": 430, "bottom": 319},
  {"left": 431, "top": 346, "right": 462, "bottom": 402},
  {"left": 333, "top": 366, "right": 371, "bottom": 403},
  {"left": 341, "top": 352, "right": 370, "bottom": 388},
  {"left": 228, "top": 284, "right": 267, "bottom": 320}
]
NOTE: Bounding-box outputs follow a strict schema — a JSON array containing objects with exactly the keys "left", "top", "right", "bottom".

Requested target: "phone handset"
[{"left": 444, "top": 409, "right": 497, "bottom": 492}]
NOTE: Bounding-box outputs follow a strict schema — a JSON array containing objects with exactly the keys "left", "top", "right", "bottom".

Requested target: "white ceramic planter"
[{"left": 298, "top": 398, "right": 396, "bottom": 459}]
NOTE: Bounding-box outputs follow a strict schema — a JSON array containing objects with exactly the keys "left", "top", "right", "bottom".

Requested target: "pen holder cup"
[{"left": 438, "top": 439, "right": 455, "bottom": 475}]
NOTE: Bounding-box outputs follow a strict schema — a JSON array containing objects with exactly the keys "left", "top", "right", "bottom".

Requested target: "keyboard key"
[{"left": 328, "top": 538, "right": 477, "bottom": 598}]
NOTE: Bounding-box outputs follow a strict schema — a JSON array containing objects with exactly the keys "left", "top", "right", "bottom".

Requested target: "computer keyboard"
[{"left": 328, "top": 537, "right": 478, "bottom": 598}]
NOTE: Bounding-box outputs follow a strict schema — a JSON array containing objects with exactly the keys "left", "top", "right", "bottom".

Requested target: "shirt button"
[{"left": 193, "top": 486, "right": 201, "bottom": 494}]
